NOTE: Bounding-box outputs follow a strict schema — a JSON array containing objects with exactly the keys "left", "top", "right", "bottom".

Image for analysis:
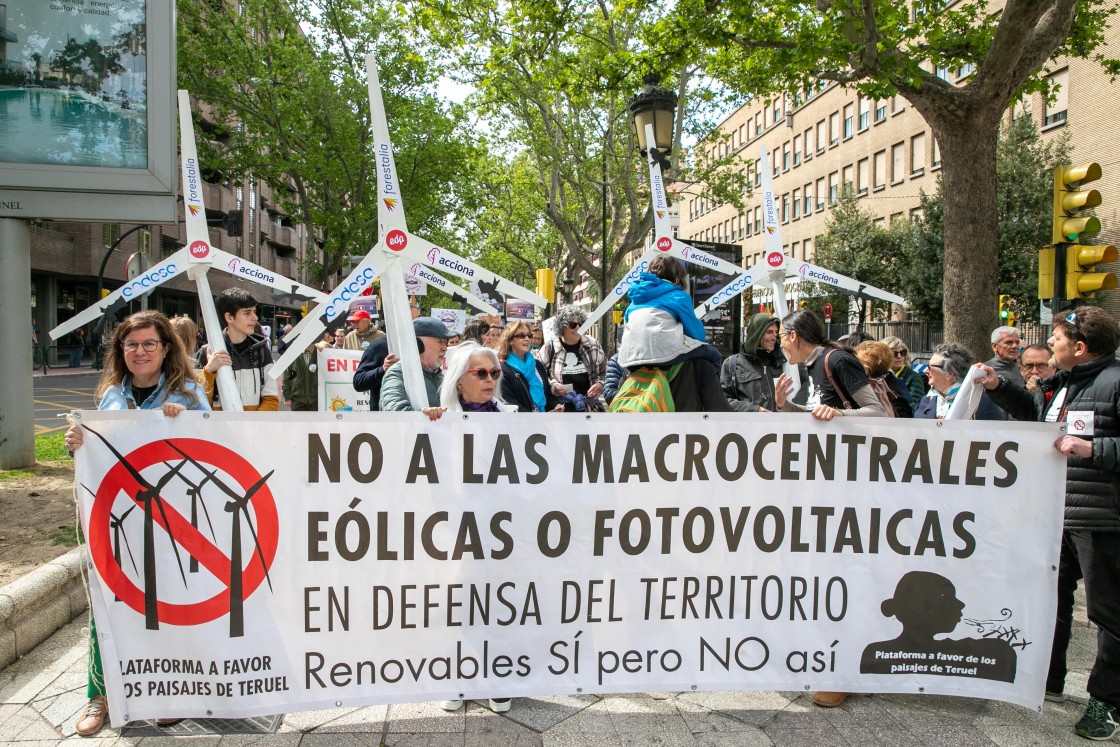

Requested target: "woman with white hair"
[
  {"left": 420, "top": 342, "right": 517, "bottom": 420},
  {"left": 423, "top": 343, "right": 515, "bottom": 713}
]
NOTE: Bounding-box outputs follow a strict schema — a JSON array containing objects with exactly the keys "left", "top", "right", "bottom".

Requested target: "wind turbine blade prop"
[
  {"left": 268, "top": 252, "right": 384, "bottom": 381},
  {"left": 693, "top": 271, "right": 758, "bottom": 319},
  {"left": 578, "top": 249, "right": 659, "bottom": 334},
  {"left": 394, "top": 233, "right": 546, "bottom": 307},
  {"left": 207, "top": 247, "right": 327, "bottom": 302},
  {"left": 403, "top": 259, "right": 498, "bottom": 315},
  {"left": 50, "top": 248, "right": 190, "bottom": 340},
  {"left": 366, "top": 56, "right": 409, "bottom": 234},
  {"left": 787, "top": 260, "right": 906, "bottom": 305}
]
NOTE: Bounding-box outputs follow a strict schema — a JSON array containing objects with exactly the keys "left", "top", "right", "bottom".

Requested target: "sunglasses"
[
  {"left": 121, "top": 339, "right": 164, "bottom": 352},
  {"left": 893, "top": 348, "right": 908, "bottom": 356},
  {"left": 928, "top": 362, "right": 946, "bottom": 372},
  {"left": 566, "top": 321, "right": 581, "bottom": 329},
  {"left": 466, "top": 367, "right": 502, "bottom": 381},
  {"left": 511, "top": 333, "right": 532, "bottom": 340}
]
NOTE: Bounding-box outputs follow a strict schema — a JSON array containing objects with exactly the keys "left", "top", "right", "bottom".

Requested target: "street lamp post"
[
  {"left": 627, "top": 74, "right": 678, "bottom": 170},
  {"left": 562, "top": 276, "right": 574, "bottom": 303}
]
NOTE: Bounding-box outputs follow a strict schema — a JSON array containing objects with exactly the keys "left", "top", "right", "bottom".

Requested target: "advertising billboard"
[{"left": 0, "top": 0, "right": 176, "bottom": 222}]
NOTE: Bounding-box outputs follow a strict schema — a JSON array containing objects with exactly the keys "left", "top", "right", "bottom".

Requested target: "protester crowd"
[{"left": 62, "top": 259, "right": 1120, "bottom": 742}]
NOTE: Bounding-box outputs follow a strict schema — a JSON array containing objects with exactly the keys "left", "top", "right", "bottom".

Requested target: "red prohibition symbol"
[{"left": 89, "top": 438, "right": 278, "bottom": 627}]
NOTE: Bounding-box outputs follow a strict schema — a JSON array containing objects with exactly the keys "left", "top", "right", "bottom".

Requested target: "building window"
[
  {"left": 755, "top": 112, "right": 763, "bottom": 135},
  {"left": 792, "top": 188, "right": 801, "bottom": 219},
  {"left": 773, "top": 152, "right": 780, "bottom": 177},
  {"left": 804, "top": 127, "right": 814, "bottom": 157},
  {"left": 911, "top": 132, "right": 926, "bottom": 174},
  {"left": 803, "top": 237, "right": 813, "bottom": 259},
  {"left": 773, "top": 98, "right": 782, "bottom": 122},
  {"left": 859, "top": 98, "right": 870, "bottom": 130},
  {"left": 857, "top": 158, "right": 869, "bottom": 196},
  {"left": 738, "top": 124, "right": 745, "bottom": 147},
  {"left": 816, "top": 121, "right": 826, "bottom": 153},
  {"left": 935, "top": 65, "right": 949, "bottom": 81},
  {"left": 1044, "top": 69, "right": 1068, "bottom": 127},
  {"left": 782, "top": 142, "right": 791, "bottom": 171},
  {"left": 791, "top": 241, "right": 800, "bottom": 259},
  {"left": 891, "top": 95, "right": 904, "bottom": 114},
  {"left": 842, "top": 164, "right": 854, "bottom": 195},
  {"left": 829, "top": 113, "right": 840, "bottom": 146},
  {"left": 102, "top": 223, "right": 119, "bottom": 247},
  {"left": 910, "top": 207, "right": 924, "bottom": 222},
  {"left": 754, "top": 167, "right": 762, "bottom": 188},
  {"left": 843, "top": 104, "right": 854, "bottom": 138},
  {"left": 873, "top": 150, "right": 887, "bottom": 189},
  {"left": 781, "top": 194, "right": 790, "bottom": 223},
  {"left": 793, "top": 134, "right": 802, "bottom": 165},
  {"left": 803, "top": 184, "right": 813, "bottom": 214},
  {"left": 932, "top": 138, "right": 941, "bottom": 168},
  {"left": 828, "top": 173, "right": 839, "bottom": 204},
  {"left": 815, "top": 178, "right": 826, "bottom": 211},
  {"left": 875, "top": 99, "right": 887, "bottom": 123},
  {"left": 754, "top": 206, "right": 762, "bottom": 234},
  {"left": 891, "top": 142, "right": 905, "bottom": 183},
  {"left": 958, "top": 62, "right": 975, "bottom": 79}
]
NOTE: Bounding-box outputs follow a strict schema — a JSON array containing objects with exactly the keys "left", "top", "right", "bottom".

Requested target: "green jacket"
[
  {"left": 282, "top": 349, "right": 319, "bottom": 408},
  {"left": 379, "top": 364, "right": 443, "bottom": 411}
]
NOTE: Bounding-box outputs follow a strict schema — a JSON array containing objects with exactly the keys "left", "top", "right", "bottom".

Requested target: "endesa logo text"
[
  {"left": 324, "top": 266, "right": 377, "bottom": 319},
  {"left": 707, "top": 274, "right": 754, "bottom": 306},
  {"left": 121, "top": 264, "right": 178, "bottom": 299},
  {"left": 615, "top": 258, "right": 651, "bottom": 295}
]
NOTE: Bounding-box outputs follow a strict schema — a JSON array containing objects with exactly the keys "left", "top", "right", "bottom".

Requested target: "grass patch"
[
  {"left": 0, "top": 469, "right": 35, "bottom": 481},
  {"left": 36, "top": 432, "right": 69, "bottom": 462},
  {"left": 47, "top": 524, "right": 82, "bottom": 547}
]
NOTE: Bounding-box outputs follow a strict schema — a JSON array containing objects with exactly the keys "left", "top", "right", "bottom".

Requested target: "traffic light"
[
  {"left": 1053, "top": 163, "right": 1101, "bottom": 244},
  {"left": 223, "top": 209, "right": 243, "bottom": 237},
  {"left": 1067, "top": 244, "right": 1118, "bottom": 299},
  {"left": 1052, "top": 162, "right": 1117, "bottom": 301},
  {"left": 1007, "top": 311, "right": 1017, "bottom": 327},
  {"left": 998, "top": 294, "right": 1011, "bottom": 320},
  {"left": 536, "top": 268, "right": 557, "bottom": 303},
  {"left": 612, "top": 302, "right": 624, "bottom": 325}
]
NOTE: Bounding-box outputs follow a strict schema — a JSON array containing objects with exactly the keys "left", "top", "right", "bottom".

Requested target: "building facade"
[{"left": 677, "top": 25, "right": 1120, "bottom": 322}]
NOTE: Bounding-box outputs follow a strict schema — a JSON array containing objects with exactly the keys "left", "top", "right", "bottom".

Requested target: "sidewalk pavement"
[{"left": 0, "top": 596, "right": 1102, "bottom": 746}]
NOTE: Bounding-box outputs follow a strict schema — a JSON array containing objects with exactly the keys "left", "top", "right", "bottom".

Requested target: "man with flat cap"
[{"left": 378, "top": 317, "right": 454, "bottom": 411}]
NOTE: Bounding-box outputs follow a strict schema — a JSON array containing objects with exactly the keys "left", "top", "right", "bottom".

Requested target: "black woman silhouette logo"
[{"left": 860, "top": 571, "right": 1018, "bottom": 683}]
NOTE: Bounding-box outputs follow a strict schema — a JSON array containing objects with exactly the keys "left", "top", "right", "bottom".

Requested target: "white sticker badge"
[{"left": 1067, "top": 410, "right": 1095, "bottom": 437}]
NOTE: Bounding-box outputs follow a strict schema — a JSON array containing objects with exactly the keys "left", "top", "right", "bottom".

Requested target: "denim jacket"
[{"left": 97, "top": 374, "right": 211, "bottom": 411}]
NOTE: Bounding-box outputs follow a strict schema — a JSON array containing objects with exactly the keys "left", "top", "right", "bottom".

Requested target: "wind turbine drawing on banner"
[
  {"left": 579, "top": 123, "right": 743, "bottom": 335},
  {"left": 693, "top": 144, "right": 905, "bottom": 321},
  {"left": 270, "top": 55, "right": 546, "bottom": 408},
  {"left": 49, "top": 90, "right": 328, "bottom": 411}
]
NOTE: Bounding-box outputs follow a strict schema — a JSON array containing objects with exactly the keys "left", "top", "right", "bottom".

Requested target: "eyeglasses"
[
  {"left": 566, "top": 321, "right": 581, "bottom": 330},
  {"left": 1021, "top": 362, "right": 1051, "bottom": 371},
  {"left": 511, "top": 333, "right": 532, "bottom": 340},
  {"left": 120, "top": 339, "right": 164, "bottom": 353},
  {"left": 466, "top": 367, "right": 502, "bottom": 381},
  {"left": 893, "top": 348, "right": 908, "bottom": 357},
  {"left": 928, "top": 362, "right": 946, "bottom": 373}
]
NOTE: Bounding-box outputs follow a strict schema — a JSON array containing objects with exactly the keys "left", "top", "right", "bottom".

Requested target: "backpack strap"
[{"left": 823, "top": 350, "right": 854, "bottom": 410}]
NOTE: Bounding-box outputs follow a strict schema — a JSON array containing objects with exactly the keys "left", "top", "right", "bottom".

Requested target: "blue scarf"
[
  {"left": 624, "top": 273, "right": 706, "bottom": 341},
  {"left": 505, "top": 351, "right": 546, "bottom": 411}
]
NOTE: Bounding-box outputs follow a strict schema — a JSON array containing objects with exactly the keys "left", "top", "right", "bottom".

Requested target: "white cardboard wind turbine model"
[
  {"left": 49, "top": 90, "right": 327, "bottom": 411},
  {"left": 693, "top": 145, "right": 906, "bottom": 319},
  {"left": 269, "top": 55, "right": 547, "bottom": 409},
  {"left": 580, "top": 124, "right": 743, "bottom": 335}
]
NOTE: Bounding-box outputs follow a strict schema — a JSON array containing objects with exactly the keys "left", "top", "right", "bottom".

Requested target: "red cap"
[{"left": 347, "top": 308, "right": 371, "bottom": 322}]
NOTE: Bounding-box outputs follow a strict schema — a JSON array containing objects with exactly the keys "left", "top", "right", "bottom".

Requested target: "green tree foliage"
[
  {"left": 812, "top": 190, "right": 907, "bottom": 323},
  {"left": 650, "top": 0, "right": 1117, "bottom": 359},
  {"left": 177, "top": 0, "right": 489, "bottom": 287},
  {"left": 411, "top": 0, "right": 746, "bottom": 308},
  {"left": 899, "top": 116, "right": 1071, "bottom": 321}
]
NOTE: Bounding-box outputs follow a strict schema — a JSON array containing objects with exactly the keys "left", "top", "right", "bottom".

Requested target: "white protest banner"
[
  {"left": 316, "top": 349, "right": 367, "bottom": 411},
  {"left": 72, "top": 412, "right": 1064, "bottom": 726}
]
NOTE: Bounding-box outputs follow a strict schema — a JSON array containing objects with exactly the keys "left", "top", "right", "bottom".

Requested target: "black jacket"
[
  {"left": 500, "top": 358, "right": 559, "bottom": 413},
  {"left": 989, "top": 355, "right": 1120, "bottom": 531}
]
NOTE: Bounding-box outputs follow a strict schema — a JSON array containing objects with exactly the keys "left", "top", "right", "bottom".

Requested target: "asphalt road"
[{"left": 33, "top": 370, "right": 100, "bottom": 434}]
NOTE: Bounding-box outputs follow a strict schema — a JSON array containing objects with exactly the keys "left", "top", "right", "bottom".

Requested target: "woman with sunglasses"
[
  {"left": 498, "top": 321, "right": 561, "bottom": 412},
  {"left": 914, "top": 343, "right": 1004, "bottom": 420},
  {"left": 64, "top": 311, "right": 209, "bottom": 736},
  {"left": 882, "top": 335, "right": 926, "bottom": 405},
  {"left": 538, "top": 304, "right": 607, "bottom": 404},
  {"left": 423, "top": 341, "right": 516, "bottom": 713}
]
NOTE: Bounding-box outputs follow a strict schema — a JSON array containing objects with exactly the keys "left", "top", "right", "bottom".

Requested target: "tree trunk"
[{"left": 928, "top": 109, "right": 1002, "bottom": 362}]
